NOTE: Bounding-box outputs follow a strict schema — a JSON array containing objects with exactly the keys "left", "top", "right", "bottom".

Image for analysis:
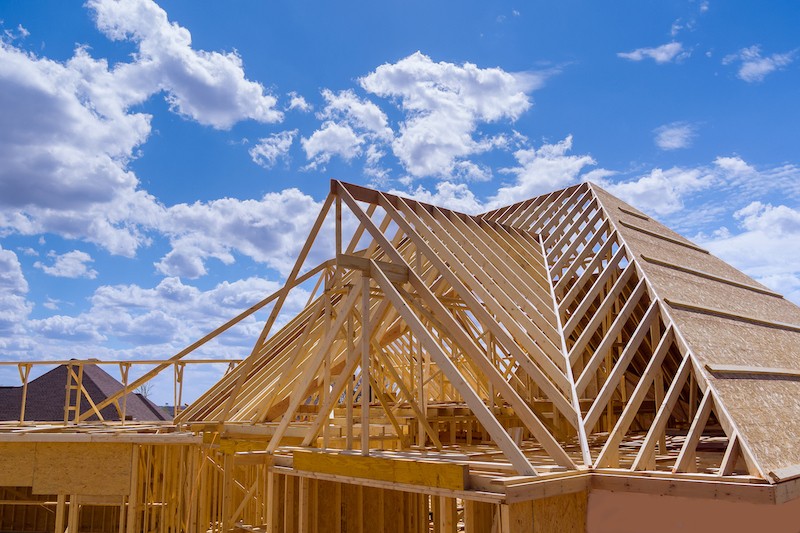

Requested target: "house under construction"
[{"left": 1, "top": 180, "right": 800, "bottom": 532}]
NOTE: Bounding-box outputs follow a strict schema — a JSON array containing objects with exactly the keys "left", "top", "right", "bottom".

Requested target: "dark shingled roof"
[{"left": 0, "top": 363, "right": 171, "bottom": 422}]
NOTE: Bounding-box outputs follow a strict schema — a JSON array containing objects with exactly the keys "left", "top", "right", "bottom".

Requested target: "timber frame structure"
[{"left": 2, "top": 180, "right": 800, "bottom": 532}]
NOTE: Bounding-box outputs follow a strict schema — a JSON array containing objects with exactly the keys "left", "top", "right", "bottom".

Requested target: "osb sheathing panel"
[
  {"left": 32, "top": 442, "right": 133, "bottom": 496},
  {"left": 670, "top": 309, "right": 800, "bottom": 474},
  {"left": 591, "top": 185, "right": 769, "bottom": 290},
  {"left": 0, "top": 442, "right": 35, "bottom": 486},
  {"left": 671, "top": 309, "right": 800, "bottom": 369},
  {"left": 711, "top": 378, "right": 800, "bottom": 475},
  {"left": 649, "top": 264, "right": 800, "bottom": 325},
  {"left": 618, "top": 225, "right": 764, "bottom": 291}
]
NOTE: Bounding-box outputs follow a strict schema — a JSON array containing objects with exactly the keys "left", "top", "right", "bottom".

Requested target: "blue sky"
[{"left": 1, "top": 0, "right": 798, "bottom": 402}]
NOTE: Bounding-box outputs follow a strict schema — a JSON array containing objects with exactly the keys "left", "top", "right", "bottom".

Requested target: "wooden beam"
[
  {"left": 293, "top": 450, "right": 469, "bottom": 491},
  {"left": 705, "top": 363, "right": 800, "bottom": 379}
]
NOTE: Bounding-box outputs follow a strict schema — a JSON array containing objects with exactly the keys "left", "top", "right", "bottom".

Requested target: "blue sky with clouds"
[{"left": 1, "top": 0, "right": 798, "bottom": 402}]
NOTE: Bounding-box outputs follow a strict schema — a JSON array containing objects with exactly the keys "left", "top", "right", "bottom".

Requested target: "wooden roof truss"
[{"left": 174, "top": 179, "right": 785, "bottom": 486}]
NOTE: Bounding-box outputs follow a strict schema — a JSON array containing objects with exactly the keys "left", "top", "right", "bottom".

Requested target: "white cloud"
[
  {"left": 0, "top": 245, "right": 31, "bottom": 334},
  {"left": 0, "top": 0, "right": 285, "bottom": 258},
  {"left": 23, "top": 275, "right": 309, "bottom": 356},
  {"left": 702, "top": 202, "right": 800, "bottom": 303},
  {"left": 594, "top": 156, "right": 800, "bottom": 222},
  {"left": 34, "top": 250, "right": 99, "bottom": 279},
  {"left": 249, "top": 130, "right": 297, "bottom": 169},
  {"left": 155, "top": 189, "right": 324, "bottom": 278},
  {"left": 722, "top": 45, "right": 795, "bottom": 83},
  {"left": 360, "top": 51, "right": 541, "bottom": 179},
  {"left": 654, "top": 122, "right": 697, "bottom": 150},
  {"left": 489, "top": 135, "right": 596, "bottom": 207},
  {"left": 286, "top": 91, "right": 312, "bottom": 112},
  {"left": 595, "top": 166, "right": 717, "bottom": 216},
  {"left": 0, "top": 41, "right": 158, "bottom": 254},
  {"left": 301, "top": 89, "right": 393, "bottom": 169},
  {"left": 390, "top": 181, "right": 485, "bottom": 214},
  {"left": 618, "top": 42, "right": 689, "bottom": 64},
  {"left": 89, "top": 0, "right": 282, "bottom": 129},
  {"left": 301, "top": 122, "right": 364, "bottom": 168},
  {"left": 318, "top": 89, "right": 393, "bottom": 141}
]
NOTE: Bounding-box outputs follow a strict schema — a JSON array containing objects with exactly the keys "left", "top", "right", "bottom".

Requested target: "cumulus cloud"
[
  {"left": 618, "top": 42, "right": 689, "bottom": 64},
  {"left": 89, "top": 0, "right": 281, "bottom": 128},
  {"left": 390, "top": 181, "right": 485, "bottom": 214},
  {"left": 34, "top": 250, "right": 99, "bottom": 279},
  {"left": 390, "top": 136, "right": 598, "bottom": 213},
  {"left": 286, "top": 91, "right": 312, "bottom": 112},
  {"left": 654, "top": 122, "right": 697, "bottom": 150},
  {"left": 249, "top": 130, "right": 297, "bottom": 168},
  {"left": 702, "top": 202, "right": 800, "bottom": 303},
  {"left": 301, "top": 89, "right": 392, "bottom": 169},
  {"left": 22, "top": 275, "right": 309, "bottom": 359},
  {"left": 489, "top": 135, "right": 596, "bottom": 207},
  {"left": 301, "top": 122, "right": 365, "bottom": 168},
  {"left": 0, "top": 0, "right": 284, "bottom": 258},
  {"left": 155, "top": 189, "right": 324, "bottom": 278},
  {"left": 0, "top": 41, "right": 159, "bottom": 255},
  {"left": 0, "top": 245, "right": 32, "bottom": 334},
  {"left": 722, "top": 45, "right": 795, "bottom": 83},
  {"left": 595, "top": 166, "right": 717, "bottom": 216},
  {"left": 360, "top": 52, "right": 541, "bottom": 179},
  {"left": 593, "top": 156, "right": 800, "bottom": 223},
  {"left": 318, "top": 89, "right": 393, "bottom": 141}
]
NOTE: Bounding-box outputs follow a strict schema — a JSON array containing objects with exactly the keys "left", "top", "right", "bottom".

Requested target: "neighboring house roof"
[{"left": 0, "top": 363, "right": 171, "bottom": 422}]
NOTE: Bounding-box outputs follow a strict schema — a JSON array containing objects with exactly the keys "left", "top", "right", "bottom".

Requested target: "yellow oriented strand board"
[
  {"left": 293, "top": 450, "right": 469, "bottom": 491},
  {"left": 0, "top": 442, "right": 35, "bottom": 486},
  {"left": 32, "top": 442, "right": 133, "bottom": 496},
  {"left": 532, "top": 491, "right": 587, "bottom": 533}
]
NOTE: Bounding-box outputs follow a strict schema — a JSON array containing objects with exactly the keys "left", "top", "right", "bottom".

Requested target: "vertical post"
[
  {"left": 68, "top": 495, "right": 80, "bottom": 533},
  {"left": 346, "top": 315, "right": 354, "bottom": 450},
  {"left": 654, "top": 369, "right": 666, "bottom": 455},
  {"left": 361, "top": 274, "right": 371, "bottom": 456},
  {"left": 17, "top": 363, "right": 31, "bottom": 423},
  {"left": 417, "top": 337, "right": 425, "bottom": 447},
  {"left": 73, "top": 364, "right": 84, "bottom": 423},
  {"left": 55, "top": 494, "right": 66, "bottom": 533},
  {"left": 126, "top": 446, "right": 139, "bottom": 533},
  {"left": 64, "top": 362, "right": 74, "bottom": 424},
  {"left": 119, "top": 363, "right": 130, "bottom": 425},
  {"left": 322, "top": 277, "right": 332, "bottom": 449},
  {"left": 266, "top": 471, "right": 279, "bottom": 533},
  {"left": 221, "top": 454, "right": 233, "bottom": 532},
  {"left": 437, "top": 496, "right": 457, "bottom": 533},
  {"left": 298, "top": 477, "right": 310, "bottom": 533}
]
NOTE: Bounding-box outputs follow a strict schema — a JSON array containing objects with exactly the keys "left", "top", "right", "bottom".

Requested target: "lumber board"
[{"left": 292, "top": 450, "right": 469, "bottom": 490}]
